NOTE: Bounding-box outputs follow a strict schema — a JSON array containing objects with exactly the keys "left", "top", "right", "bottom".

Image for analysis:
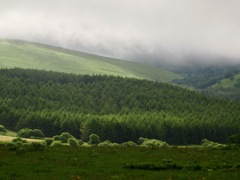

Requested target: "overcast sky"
[{"left": 1, "top": 0, "right": 240, "bottom": 66}]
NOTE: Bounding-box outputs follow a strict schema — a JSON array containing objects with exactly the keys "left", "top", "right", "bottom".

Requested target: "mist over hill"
[{"left": 1, "top": 0, "right": 240, "bottom": 67}]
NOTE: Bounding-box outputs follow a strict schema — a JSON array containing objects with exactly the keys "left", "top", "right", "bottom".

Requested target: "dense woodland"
[{"left": 0, "top": 68, "right": 239, "bottom": 144}]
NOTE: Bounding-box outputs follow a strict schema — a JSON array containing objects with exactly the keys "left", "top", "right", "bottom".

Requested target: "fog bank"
[{"left": 1, "top": 0, "right": 240, "bottom": 66}]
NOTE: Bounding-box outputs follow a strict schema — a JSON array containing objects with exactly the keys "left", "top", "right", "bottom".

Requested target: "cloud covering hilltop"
[{"left": 1, "top": 0, "right": 240, "bottom": 66}]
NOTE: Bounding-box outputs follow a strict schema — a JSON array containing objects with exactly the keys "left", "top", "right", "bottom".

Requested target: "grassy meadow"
[{"left": 0, "top": 144, "right": 239, "bottom": 179}]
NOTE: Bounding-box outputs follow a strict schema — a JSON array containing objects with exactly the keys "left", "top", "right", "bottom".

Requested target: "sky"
[{"left": 1, "top": 0, "right": 240, "bottom": 66}]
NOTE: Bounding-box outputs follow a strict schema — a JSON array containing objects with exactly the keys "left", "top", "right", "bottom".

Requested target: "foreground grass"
[{"left": 0, "top": 145, "right": 239, "bottom": 179}]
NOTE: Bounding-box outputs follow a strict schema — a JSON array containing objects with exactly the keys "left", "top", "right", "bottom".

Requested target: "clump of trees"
[
  {"left": 88, "top": 134, "right": 101, "bottom": 145},
  {"left": 53, "top": 132, "right": 74, "bottom": 143},
  {"left": 0, "top": 125, "right": 7, "bottom": 132},
  {"left": 98, "top": 140, "right": 114, "bottom": 147},
  {"left": 50, "top": 132, "right": 81, "bottom": 147},
  {"left": 17, "top": 128, "right": 45, "bottom": 138},
  {"left": 9, "top": 137, "right": 47, "bottom": 153},
  {"left": 201, "top": 139, "right": 227, "bottom": 149},
  {"left": 0, "top": 125, "right": 7, "bottom": 135},
  {"left": 121, "top": 141, "right": 138, "bottom": 147},
  {"left": 139, "top": 137, "right": 169, "bottom": 148}
]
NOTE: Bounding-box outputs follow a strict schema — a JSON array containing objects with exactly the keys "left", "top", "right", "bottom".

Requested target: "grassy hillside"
[
  {"left": 0, "top": 39, "right": 181, "bottom": 82},
  {"left": 211, "top": 74, "right": 240, "bottom": 89},
  {"left": 173, "top": 64, "right": 240, "bottom": 99},
  {"left": 205, "top": 73, "right": 240, "bottom": 99}
]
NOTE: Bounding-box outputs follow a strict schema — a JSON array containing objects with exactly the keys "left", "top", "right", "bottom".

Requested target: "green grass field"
[
  {"left": 0, "top": 39, "right": 181, "bottom": 82},
  {"left": 0, "top": 145, "right": 239, "bottom": 179},
  {"left": 211, "top": 74, "right": 240, "bottom": 89},
  {"left": 205, "top": 74, "right": 240, "bottom": 99}
]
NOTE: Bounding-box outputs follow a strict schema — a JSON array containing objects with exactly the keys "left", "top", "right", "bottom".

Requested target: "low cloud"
[{"left": 1, "top": 0, "right": 240, "bottom": 66}]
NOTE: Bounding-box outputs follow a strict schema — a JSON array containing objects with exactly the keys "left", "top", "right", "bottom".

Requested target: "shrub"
[
  {"left": 45, "top": 138, "right": 54, "bottom": 146},
  {"left": 17, "top": 128, "right": 32, "bottom": 138},
  {"left": 22, "top": 143, "right": 31, "bottom": 150},
  {"left": 201, "top": 139, "right": 226, "bottom": 148},
  {"left": 17, "top": 128, "right": 45, "bottom": 138},
  {"left": 12, "top": 137, "right": 28, "bottom": 143},
  {"left": 139, "top": 137, "right": 169, "bottom": 148},
  {"left": 98, "top": 140, "right": 112, "bottom": 147},
  {"left": 16, "top": 141, "right": 23, "bottom": 147},
  {"left": 8, "top": 142, "right": 18, "bottom": 151},
  {"left": 30, "top": 142, "right": 47, "bottom": 151},
  {"left": 58, "top": 132, "right": 74, "bottom": 143},
  {"left": 0, "top": 125, "right": 7, "bottom": 132},
  {"left": 121, "top": 141, "right": 138, "bottom": 147},
  {"left": 111, "top": 143, "right": 121, "bottom": 147},
  {"left": 81, "top": 142, "right": 92, "bottom": 147},
  {"left": 32, "top": 129, "right": 45, "bottom": 138},
  {"left": 88, "top": 134, "right": 101, "bottom": 145},
  {"left": 68, "top": 138, "right": 79, "bottom": 147},
  {"left": 50, "top": 140, "right": 69, "bottom": 147},
  {"left": 53, "top": 135, "right": 60, "bottom": 141},
  {"left": 77, "top": 139, "right": 84, "bottom": 146}
]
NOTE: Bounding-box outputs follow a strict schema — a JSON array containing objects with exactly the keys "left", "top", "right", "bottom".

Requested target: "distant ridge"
[{"left": 0, "top": 39, "right": 181, "bottom": 82}]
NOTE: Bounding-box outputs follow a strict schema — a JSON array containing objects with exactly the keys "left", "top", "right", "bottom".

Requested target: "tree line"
[{"left": 0, "top": 68, "right": 239, "bottom": 144}]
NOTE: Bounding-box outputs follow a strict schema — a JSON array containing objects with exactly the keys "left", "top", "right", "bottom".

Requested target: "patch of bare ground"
[{"left": 0, "top": 135, "right": 43, "bottom": 142}]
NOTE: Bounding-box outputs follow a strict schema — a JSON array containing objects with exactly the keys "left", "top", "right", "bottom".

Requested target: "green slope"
[
  {"left": 0, "top": 39, "right": 181, "bottom": 82},
  {"left": 172, "top": 64, "right": 240, "bottom": 99},
  {"left": 211, "top": 74, "right": 240, "bottom": 89},
  {"left": 205, "top": 73, "right": 240, "bottom": 99}
]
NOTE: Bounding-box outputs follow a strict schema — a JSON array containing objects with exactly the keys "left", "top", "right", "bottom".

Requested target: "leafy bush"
[
  {"left": 139, "top": 137, "right": 169, "bottom": 148},
  {"left": 111, "top": 143, "right": 121, "bottom": 147},
  {"left": 98, "top": 140, "right": 112, "bottom": 147},
  {"left": 77, "top": 139, "right": 84, "bottom": 146},
  {"left": 0, "top": 125, "right": 7, "bottom": 132},
  {"left": 58, "top": 132, "right": 74, "bottom": 143},
  {"left": 81, "top": 142, "right": 92, "bottom": 147},
  {"left": 17, "top": 128, "right": 45, "bottom": 138},
  {"left": 53, "top": 135, "right": 60, "bottom": 141},
  {"left": 50, "top": 140, "right": 69, "bottom": 147},
  {"left": 121, "top": 141, "right": 138, "bottom": 147},
  {"left": 68, "top": 138, "right": 79, "bottom": 147},
  {"left": 12, "top": 137, "right": 28, "bottom": 143},
  {"left": 32, "top": 129, "right": 45, "bottom": 138},
  {"left": 17, "top": 128, "right": 32, "bottom": 138},
  {"left": 201, "top": 139, "right": 226, "bottom": 148},
  {"left": 30, "top": 141, "right": 47, "bottom": 151},
  {"left": 9, "top": 140, "right": 28, "bottom": 152},
  {"left": 88, "top": 134, "right": 100, "bottom": 145},
  {"left": 22, "top": 143, "right": 31, "bottom": 150},
  {"left": 45, "top": 138, "right": 54, "bottom": 146}
]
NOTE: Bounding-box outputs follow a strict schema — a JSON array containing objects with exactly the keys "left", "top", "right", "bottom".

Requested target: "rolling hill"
[
  {"left": 204, "top": 73, "right": 240, "bottom": 99},
  {"left": 173, "top": 64, "right": 240, "bottom": 99},
  {"left": 0, "top": 39, "right": 181, "bottom": 82}
]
